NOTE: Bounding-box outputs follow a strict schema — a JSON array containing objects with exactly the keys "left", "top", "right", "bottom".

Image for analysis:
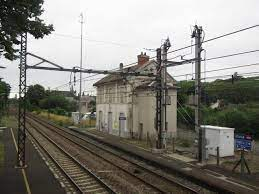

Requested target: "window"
[
  {"left": 105, "top": 88, "right": 109, "bottom": 103},
  {"left": 97, "top": 88, "right": 104, "bottom": 103},
  {"left": 165, "top": 95, "right": 171, "bottom": 105},
  {"left": 119, "top": 86, "right": 126, "bottom": 103},
  {"left": 108, "top": 88, "right": 111, "bottom": 103}
]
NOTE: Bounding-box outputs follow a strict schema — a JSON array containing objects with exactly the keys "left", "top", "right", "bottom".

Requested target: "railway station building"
[{"left": 93, "top": 53, "right": 177, "bottom": 139}]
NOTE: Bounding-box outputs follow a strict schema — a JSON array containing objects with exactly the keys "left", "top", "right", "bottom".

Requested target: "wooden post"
[
  {"left": 241, "top": 149, "right": 245, "bottom": 175},
  {"left": 217, "top": 147, "right": 220, "bottom": 166},
  {"left": 147, "top": 132, "right": 149, "bottom": 146}
]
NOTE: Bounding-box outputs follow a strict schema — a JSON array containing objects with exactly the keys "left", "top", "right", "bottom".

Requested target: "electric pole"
[
  {"left": 161, "top": 39, "right": 170, "bottom": 149},
  {"left": 156, "top": 48, "right": 162, "bottom": 149},
  {"left": 156, "top": 38, "right": 171, "bottom": 149},
  {"left": 192, "top": 25, "right": 205, "bottom": 162},
  {"left": 78, "top": 13, "right": 84, "bottom": 124},
  {"left": 17, "top": 32, "right": 27, "bottom": 168}
]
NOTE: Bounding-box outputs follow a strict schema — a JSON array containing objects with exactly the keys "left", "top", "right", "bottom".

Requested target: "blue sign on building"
[{"left": 235, "top": 134, "right": 252, "bottom": 151}]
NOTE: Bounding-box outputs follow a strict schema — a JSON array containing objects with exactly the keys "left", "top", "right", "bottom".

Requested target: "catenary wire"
[
  {"left": 167, "top": 24, "right": 259, "bottom": 55},
  {"left": 171, "top": 62, "right": 259, "bottom": 78},
  {"left": 52, "top": 25, "right": 259, "bottom": 90}
]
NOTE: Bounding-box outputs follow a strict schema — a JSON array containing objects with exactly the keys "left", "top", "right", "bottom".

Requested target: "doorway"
[
  {"left": 98, "top": 111, "right": 103, "bottom": 131},
  {"left": 138, "top": 123, "right": 143, "bottom": 140},
  {"left": 119, "top": 112, "right": 126, "bottom": 137}
]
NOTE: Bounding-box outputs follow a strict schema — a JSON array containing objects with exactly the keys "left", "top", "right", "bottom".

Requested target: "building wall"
[
  {"left": 95, "top": 60, "right": 177, "bottom": 140},
  {"left": 96, "top": 82, "right": 132, "bottom": 138},
  {"left": 133, "top": 89, "right": 177, "bottom": 139},
  {"left": 96, "top": 83, "right": 177, "bottom": 140},
  {"left": 80, "top": 101, "right": 89, "bottom": 113},
  {"left": 80, "top": 95, "right": 96, "bottom": 114},
  {"left": 96, "top": 103, "right": 131, "bottom": 137}
]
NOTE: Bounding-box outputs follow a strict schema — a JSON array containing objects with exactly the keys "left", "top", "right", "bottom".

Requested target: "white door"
[
  {"left": 119, "top": 113, "right": 126, "bottom": 137},
  {"left": 98, "top": 111, "right": 103, "bottom": 131}
]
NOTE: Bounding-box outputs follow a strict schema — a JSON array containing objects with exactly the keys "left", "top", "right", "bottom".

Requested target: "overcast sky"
[{"left": 1, "top": 0, "right": 259, "bottom": 97}]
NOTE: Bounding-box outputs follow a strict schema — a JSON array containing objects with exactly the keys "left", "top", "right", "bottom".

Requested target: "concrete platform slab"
[
  {"left": 166, "top": 153, "right": 197, "bottom": 163},
  {"left": 0, "top": 127, "right": 66, "bottom": 194}
]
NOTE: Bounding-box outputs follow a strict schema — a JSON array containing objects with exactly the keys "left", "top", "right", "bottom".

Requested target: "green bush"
[
  {"left": 178, "top": 103, "right": 259, "bottom": 139},
  {"left": 49, "top": 107, "right": 67, "bottom": 116},
  {"left": 202, "top": 105, "right": 259, "bottom": 138},
  {"left": 177, "top": 106, "right": 195, "bottom": 129}
]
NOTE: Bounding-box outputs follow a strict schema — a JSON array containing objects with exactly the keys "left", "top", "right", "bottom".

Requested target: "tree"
[
  {"left": 39, "top": 95, "right": 77, "bottom": 114},
  {"left": 88, "top": 100, "right": 96, "bottom": 112},
  {"left": 0, "top": 80, "right": 10, "bottom": 123},
  {"left": 0, "top": 80, "right": 11, "bottom": 111},
  {"left": 0, "top": 0, "right": 54, "bottom": 60},
  {"left": 39, "top": 95, "right": 67, "bottom": 110},
  {"left": 27, "top": 84, "right": 45, "bottom": 106},
  {"left": 177, "top": 80, "right": 195, "bottom": 104}
]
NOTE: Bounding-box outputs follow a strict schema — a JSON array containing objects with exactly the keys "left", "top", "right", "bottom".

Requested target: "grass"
[
  {"left": 2, "top": 116, "right": 17, "bottom": 129},
  {"left": 0, "top": 116, "right": 17, "bottom": 168},
  {"left": 33, "top": 111, "right": 96, "bottom": 128},
  {"left": 176, "top": 139, "right": 191, "bottom": 148},
  {"left": 33, "top": 111, "right": 73, "bottom": 127},
  {"left": 79, "top": 119, "right": 96, "bottom": 128},
  {"left": 0, "top": 115, "right": 18, "bottom": 167},
  {"left": 0, "top": 116, "right": 17, "bottom": 167}
]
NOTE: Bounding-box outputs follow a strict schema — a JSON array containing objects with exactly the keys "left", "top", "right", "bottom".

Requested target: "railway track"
[
  {"left": 26, "top": 114, "right": 211, "bottom": 193},
  {"left": 26, "top": 121, "right": 115, "bottom": 194}
]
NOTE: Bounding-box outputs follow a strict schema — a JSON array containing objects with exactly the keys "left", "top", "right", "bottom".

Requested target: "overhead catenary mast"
[
  {"left": 78, "top": 13, "right": 84, "bottom": 124},
  {"left": 192, "top": 25, "right": 205, "bottom": 162}
]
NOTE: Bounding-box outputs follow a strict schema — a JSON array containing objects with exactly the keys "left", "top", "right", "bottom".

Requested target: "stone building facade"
[{"left": 93, "top": 53, "right": 177, "bottom": 139}]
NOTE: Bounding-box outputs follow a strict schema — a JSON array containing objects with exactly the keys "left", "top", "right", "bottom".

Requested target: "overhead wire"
[
  {"left": 93, "top": 74, "right": 259, "bottom": 97},
  {"left": 204, "top": 49, "right": 259, "bottom": 62},
  {"left": 52, "top": 25, "right": 259, "bottom": 90},
  {"left": 52, "top": 33, "right": 138, "bottom": 48},
  {"left": 171, "top": 62, "right": 259, "bottom": 79},
  {"left": 167, "top": 24, "right": 259, "bottom": 55}
]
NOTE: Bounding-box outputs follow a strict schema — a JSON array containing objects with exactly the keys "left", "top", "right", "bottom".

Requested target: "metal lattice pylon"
[
  {"left": 156, "top": 48, "right": 162, "bottom": 149},
  {"left": 17, "top": 33, "right": 27, "bottom": 168}
]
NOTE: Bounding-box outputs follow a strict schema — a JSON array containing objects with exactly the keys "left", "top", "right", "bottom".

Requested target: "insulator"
[{"left": 74, "top": 73, "right": 76, "bottom": 86}]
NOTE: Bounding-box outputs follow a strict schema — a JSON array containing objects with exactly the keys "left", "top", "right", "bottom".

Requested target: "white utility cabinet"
[{"left": 201, "top": 125, "right": 235, "bottom": 157}]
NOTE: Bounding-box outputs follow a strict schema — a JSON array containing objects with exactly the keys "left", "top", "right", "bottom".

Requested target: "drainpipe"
[{"left": 129, "top": 82, "right": 135, "bottom": 139}]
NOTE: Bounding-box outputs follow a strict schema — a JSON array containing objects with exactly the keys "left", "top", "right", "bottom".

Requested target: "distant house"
[
  {"left": 210, "top": 99, "right": 224, "bottom": 109},
  {"left": 93, "top": 52, "right": 178, "bottom": 139},
  {"left": 80, "top": 94, "right": 96, "bottom": 114}
]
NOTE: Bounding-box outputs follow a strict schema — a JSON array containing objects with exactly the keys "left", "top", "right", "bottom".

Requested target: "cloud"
[{"left": 1, "top": 0, "right": 259, "bottom": 95}]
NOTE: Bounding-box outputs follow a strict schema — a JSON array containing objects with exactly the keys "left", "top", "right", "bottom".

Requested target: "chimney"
[
  {"left": 119, "top": 62, "right": 123, "bottom": 70},
  {"left": 137, "top": 52, "right": 149, "bottom": 66}
]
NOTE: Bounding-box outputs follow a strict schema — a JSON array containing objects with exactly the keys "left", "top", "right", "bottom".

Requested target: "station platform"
[
  {"left": 74, "top": 127, "right": 259, "bottom": 194},
  {"left": 0, "top": 127, "right": 66, "bottom": 194}
]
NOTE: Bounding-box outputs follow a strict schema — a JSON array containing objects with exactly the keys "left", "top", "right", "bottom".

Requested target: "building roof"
[
  {"left": 81, "top": 95, "right": 96, "bottom": 102},
  {"left": 93, "top": 61, "right": 151, "bottom": 86},
  {"left": 135, "top": 80, "right": 178, "bottom": 90},
  {"left": 93, "top": 60, "right": 176, "bottom": 87}
]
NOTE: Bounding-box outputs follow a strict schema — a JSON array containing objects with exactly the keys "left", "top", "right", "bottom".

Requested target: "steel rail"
[
  {"left": 27, "top": 114, "right": 199, "bottom": 194},
  {"left": 26, "top": 121, "right": 116, "bottom": 194},
  {"left": 26, "top": 116, "right": 168, "bottom": 194},
  {"left": 25, "top": 125, "right": 83, "bottom": 193}
]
